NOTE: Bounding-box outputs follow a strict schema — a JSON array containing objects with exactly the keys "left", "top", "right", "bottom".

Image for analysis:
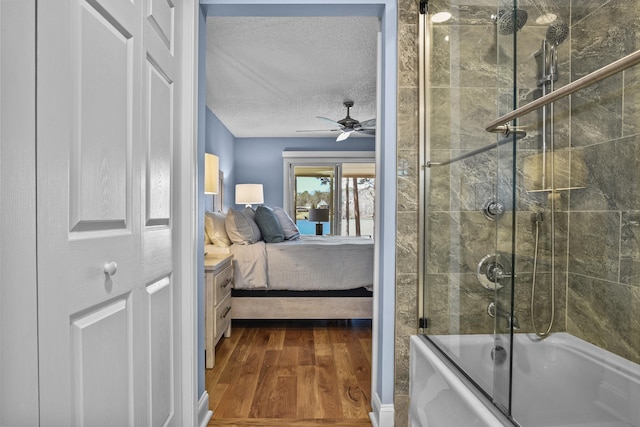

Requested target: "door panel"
[
  {"left": 37, "top": 0, "right": 180, "bottom": 425},
  {"left": 145, "top": 57, "right": 173, "bottom": 227},
  {"left": 146, "top": 277, "right": 174, "bottom": 427},
  {"left": 70, "top": 1, "right": 134, "bottom": 233},
  {"left": 147, "top": 0, "right": 174, "bottom": 50},
  {"left": 71, "top": 296, "right": 133, "bottom": 427}
]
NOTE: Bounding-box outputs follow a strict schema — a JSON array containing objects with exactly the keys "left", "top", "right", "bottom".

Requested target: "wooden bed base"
[{"left": 231, "top": 296, "right": 372, "bottom": 320}]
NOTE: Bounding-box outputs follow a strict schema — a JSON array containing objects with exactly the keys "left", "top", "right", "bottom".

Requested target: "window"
[{"left": 283, "top": 152, "right": 375, "bottom": 237}]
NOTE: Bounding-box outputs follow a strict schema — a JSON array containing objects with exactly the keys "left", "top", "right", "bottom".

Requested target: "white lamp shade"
[
  {"left": 235, "top": 184, "right": 264, "bottom": 205},
  {"left": 204, "top": 153, "right": 219, "bottom": 194}
]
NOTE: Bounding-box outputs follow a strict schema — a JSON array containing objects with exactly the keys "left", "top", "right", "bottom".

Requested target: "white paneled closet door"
[{"left": 37, "top": 0, "right": 181, "bottom": 425}]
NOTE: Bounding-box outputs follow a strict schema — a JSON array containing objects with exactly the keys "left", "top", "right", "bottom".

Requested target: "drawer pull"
[
  {"left": 221, "top": 277, "right": 232, "bottom": 288},
  {"left": 221, "top": 306, "right": 232, "bottom": 319}
]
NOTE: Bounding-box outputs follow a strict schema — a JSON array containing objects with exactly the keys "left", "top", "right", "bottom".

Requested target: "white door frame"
[
  {"left": 199, "top": 2, "right": 397, "bottom": 426},
  {"left": 175, "top": 1, "right": 205, "bottom": 426}
]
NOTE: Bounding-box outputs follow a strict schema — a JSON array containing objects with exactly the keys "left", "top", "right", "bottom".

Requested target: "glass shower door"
[{"left": 420, "top": 0, "right": 520, "bottom": 418}]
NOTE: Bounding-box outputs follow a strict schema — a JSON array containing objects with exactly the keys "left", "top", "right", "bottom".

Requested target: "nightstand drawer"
[
  {"left": 214, "top": 263, "right": 233, "bottom": 304},
  {"left": 215, "top": 293, "right": 232, "bottom": 341}
]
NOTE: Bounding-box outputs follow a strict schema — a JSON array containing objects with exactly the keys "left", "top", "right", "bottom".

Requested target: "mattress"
[
  {"left": 227, "top": 236, "right": 374, "bottom": 291},
  {"left": 265, "top": 236, "right": 373, "bottom": 291}
]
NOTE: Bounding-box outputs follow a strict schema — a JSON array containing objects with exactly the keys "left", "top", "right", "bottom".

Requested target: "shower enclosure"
[{"left": 415, "top": 0, "right": 640, "bottom": 426}]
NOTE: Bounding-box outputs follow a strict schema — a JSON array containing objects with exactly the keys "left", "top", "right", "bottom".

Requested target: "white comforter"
[{"left": 229, "top": 236, "right": 374, "bottom": 291}]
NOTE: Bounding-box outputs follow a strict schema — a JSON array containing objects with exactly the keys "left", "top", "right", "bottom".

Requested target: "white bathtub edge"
[{"left": 410, "top": 335, "right": 513, "bottom": 427}]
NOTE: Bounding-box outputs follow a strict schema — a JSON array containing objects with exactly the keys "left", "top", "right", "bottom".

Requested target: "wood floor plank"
[
  {"left": 208, "top": 319, "right": 372, "bottom": 426},
  {"left": 296, "top": 365, "right": 319, "bottom": 419},
  {"left": 333, "top": 343, "right": 370, "bottom": 418},
  {"left": 248, "top": 349, "right": 284, "bottom": 418},
  {"left": 315, "top": 355, "right": 344, "bottom": 418},
  {"left": 313, "top": 326, "right": 332, "bottom": 358}
]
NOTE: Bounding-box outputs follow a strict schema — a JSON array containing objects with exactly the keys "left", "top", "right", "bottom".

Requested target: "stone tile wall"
[{"left": 399, "top": 0, "right": 640, "bottom": 425}]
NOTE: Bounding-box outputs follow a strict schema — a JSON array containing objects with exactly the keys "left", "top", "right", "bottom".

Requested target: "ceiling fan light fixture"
[{"left": 336, "top": 132, "right": 351, "bottom": 142}]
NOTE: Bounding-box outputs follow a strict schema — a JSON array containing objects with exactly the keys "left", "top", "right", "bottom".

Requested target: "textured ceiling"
[{"left": 205, "top": 16, "right": 379, "bottom": 138}]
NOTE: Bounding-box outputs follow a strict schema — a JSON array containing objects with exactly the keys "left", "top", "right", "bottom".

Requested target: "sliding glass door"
[{"left": 283, "top": 153, "right": 375, "bottom": 237}]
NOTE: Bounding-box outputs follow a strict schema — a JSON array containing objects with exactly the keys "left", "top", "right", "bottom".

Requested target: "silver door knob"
[{"left": 104, "top": 262, "right": 118, "bottom": 276}]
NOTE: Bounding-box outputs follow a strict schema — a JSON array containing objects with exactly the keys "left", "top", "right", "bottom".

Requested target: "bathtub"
[{"left": 410, "top": 333, "right": 640, "bottom": 427}]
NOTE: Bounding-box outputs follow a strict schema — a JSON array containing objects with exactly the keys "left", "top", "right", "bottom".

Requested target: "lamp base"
[{"left": 315, "top": 223, "right": 323, "bottom": 236}]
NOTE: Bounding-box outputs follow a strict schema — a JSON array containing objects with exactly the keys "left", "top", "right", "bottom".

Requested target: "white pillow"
[
  {"left": 204, "top": 211, "right": 232, "bottom": 247},
  {"left": 225, "top": 208, "right": 262, "bottom": 245},
  {"left": 272, "top": 207, "right": 301, "bottom": 240}
]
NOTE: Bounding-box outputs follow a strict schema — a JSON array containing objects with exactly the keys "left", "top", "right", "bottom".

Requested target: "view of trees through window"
[{"left": 294, "top": 163, "right": 374, "bottom": 237}]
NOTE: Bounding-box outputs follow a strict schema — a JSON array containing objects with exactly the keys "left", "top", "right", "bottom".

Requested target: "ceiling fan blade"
[
  {"left": 336, "top": 131, "right": 351, "bottom": 142},
  {"left": 358, "top": 118, "right": 376, "bottom": 128},
  {"left": 296, "top": 129, "right": 341, "bottom": 133},
  {"left": 316, "top": 116, "right": 343, "bottom": 127},
  {"left": 356, "top": 128, "right": 376, "bottom": 135}
]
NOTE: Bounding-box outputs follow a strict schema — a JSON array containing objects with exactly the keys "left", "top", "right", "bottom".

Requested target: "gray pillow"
[
  {"left": 272, "top": 207, "right": 300, "bottom": 240},
  {"left": 225, "top": 208, "right": 262, "bottom": 245},
  {"left": 254, "top": 206, "right": 285, "bottom": 243}
]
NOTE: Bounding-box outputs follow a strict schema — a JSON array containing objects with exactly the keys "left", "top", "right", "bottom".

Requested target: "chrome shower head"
[
  {"left": 546, "top": 19, "right": 569, "bottom": 45},
  {"left": 493, "top": 9, "right": 528, "bottom": 35}
]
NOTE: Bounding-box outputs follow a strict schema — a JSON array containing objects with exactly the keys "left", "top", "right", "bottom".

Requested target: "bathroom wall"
[
  {"left": 564, "top": 0, "right": 640, "bottom": 364},
  {"left": 395, "top": 0, "right": 419, "bottom": 424},
  {"left": 409, "top": 1, "right": 640, "bottom": 424}
]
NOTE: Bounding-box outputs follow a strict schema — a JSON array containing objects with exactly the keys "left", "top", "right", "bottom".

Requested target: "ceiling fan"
[{"left": 297, "top": 101, "right": 376, "bottom": 141}]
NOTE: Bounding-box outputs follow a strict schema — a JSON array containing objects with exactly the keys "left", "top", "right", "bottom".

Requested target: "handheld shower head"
[
  {"left": 546, "top": 19, "right": 569, "bottom": 45},
  {"left": 493, "top": 9, "right": 528, "bottom": 35}
]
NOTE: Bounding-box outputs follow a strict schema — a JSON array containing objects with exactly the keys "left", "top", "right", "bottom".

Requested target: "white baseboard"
[
  {"left": 197, "top": 391, "right": 213, "bottom": 427},
  {"left": 370, "top": 392, "right": 394, "bottom": 427}
]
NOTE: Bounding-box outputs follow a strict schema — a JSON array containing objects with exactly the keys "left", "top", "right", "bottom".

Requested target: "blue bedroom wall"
[
  {"left": 205, "top": 106, "right": 236, "bottom": 212},
  {"left": 234, "top": 137, "right": 375, "bottom": 209}
]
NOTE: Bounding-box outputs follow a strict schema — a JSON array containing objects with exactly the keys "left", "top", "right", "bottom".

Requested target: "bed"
[{"left": 204, "top": 208, "right": 373, "bottom": 320}]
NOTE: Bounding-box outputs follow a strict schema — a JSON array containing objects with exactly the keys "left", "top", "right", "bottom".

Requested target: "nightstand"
[{"left": 204, "top": 254, "right": 233, "bottom": 369}]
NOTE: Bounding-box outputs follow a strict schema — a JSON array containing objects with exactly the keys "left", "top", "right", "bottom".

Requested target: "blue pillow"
[{"left": 254, "top": 206, "right": 285, "bottom": 243}]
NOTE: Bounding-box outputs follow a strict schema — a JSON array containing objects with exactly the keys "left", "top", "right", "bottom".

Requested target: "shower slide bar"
[
  {"left": 485, "top": 48, "right": 640, "bottom": 133},
  {"left": 426, "top": 132, "right": 526, "bottom": 168}
]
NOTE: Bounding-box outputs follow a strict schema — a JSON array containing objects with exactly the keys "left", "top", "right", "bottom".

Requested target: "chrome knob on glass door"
[{"left": 103, "top": 261, "right": 118, "bottom": 276}]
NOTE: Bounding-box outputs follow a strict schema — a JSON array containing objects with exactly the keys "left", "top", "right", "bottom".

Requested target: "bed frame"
[{"left": 231, "top": 294, "right": 372, "bottom": 320}]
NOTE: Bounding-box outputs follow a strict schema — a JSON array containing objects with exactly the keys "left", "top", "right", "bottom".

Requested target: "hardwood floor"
[{"left": 206, "top": 319, "right": 373, "bottom": 426}]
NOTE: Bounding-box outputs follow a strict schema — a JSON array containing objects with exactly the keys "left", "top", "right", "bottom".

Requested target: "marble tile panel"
[
  {"left": 571, "top": 0, "right": 639, "bottom": 78},
  {"left": 397, "top": 117, "right": 418, "bottom": 151},
  {"left": 570, "top": 0, "right": 615, "bottom": 26},
  {"left": 570, "top": 136, "right": 640, "bottom": 211},
  {"left": 428, "top": 88, "right": 452, "bottom": 149},
  {"left": 398, "top": 0, "right": 418, "bottom": 24},
  {"left": 430, "top": 26, "right": 451, "bottom": 88},
  {"left": 398, "top": 86, "right": 419, "bottom": 143},
  {"left": 425, "top": 211, "right": 452, "bottom": 274},
  {"left": 568, "top": 211, "right": 620, "bottom": 282},
  {"left": 424, "top": 273, "right": 451, "bottom": 335},
  {"left": 567, "top": 274, "right": 640, "bottom": 364},
  {"left": 399, "top": 23, "right": 418, "bottom": 88},
  {"left": 513, "top": 272, "right": 568, "bottom": 335},
  {"left": 396, "top": 211, "right": 419, "bottom": 275},
  {"left": 570, "top": 75, "right": 623, "bottom": 147},
  {"left": 446, "top": 87, "right": 499, "bottom": 149},
  {"left": 394, "top": 394, "right": 410, "bottom": 427},
  {"left": 450, "top": 151, "right": 497, "bottom": 212},
  {"left": 397, "top": 149, "right": 419, "bottom": 212},
  {"left": 620, "top": 211, "right": 640, "bottom": 287},
  {"left": 631, "top": 286, "right": 640, "bottom": 359},
  {"left": 425, "top": 157, "right": 451, "bottom": 212},
  {"left": 451, "top": 24, "right": 498, "bottom": 89},
  {"left": 623, "top": 65, "right": 640, "bottom": 137},
  {"left": 447, "top": 273, "right": 495, "bottom": 334}
]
